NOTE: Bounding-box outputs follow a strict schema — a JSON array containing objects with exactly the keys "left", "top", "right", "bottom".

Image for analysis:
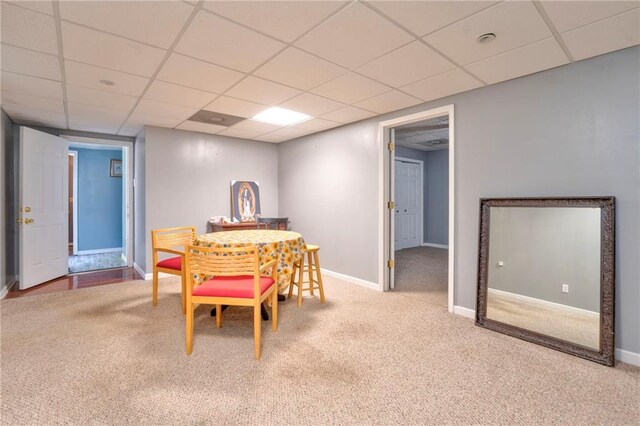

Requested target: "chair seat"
[
  {"left": 156, "top": 256, "right": 182, "bottom": 270},
  {"left": 193, "top": 275, "right": 275, "bottom": 298}
]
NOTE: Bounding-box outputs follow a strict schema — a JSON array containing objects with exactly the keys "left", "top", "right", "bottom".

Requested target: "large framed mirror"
[{"left": 476, "top": 197, "right": 615, "bottom": 366}]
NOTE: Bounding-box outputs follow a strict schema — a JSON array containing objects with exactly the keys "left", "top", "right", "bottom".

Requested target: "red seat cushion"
[
  {"left": 156, "top": 256, "right": 182, "bottom": 271},
  {"left": 193, "top": 275, "right": 275, "bottom": 299}
]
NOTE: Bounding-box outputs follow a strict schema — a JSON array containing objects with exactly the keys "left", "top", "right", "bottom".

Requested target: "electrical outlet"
[
  {"left": 497, "top": 261, "right": 504, "bottom": 267},
  {"left": 562, "top": 284, "right": 569, "bottom": 293}
]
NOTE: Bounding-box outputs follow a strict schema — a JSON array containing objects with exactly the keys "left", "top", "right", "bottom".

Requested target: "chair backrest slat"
[
  {"left": 187, "top": 245, "right": 259, "bottom": 277},
  {"left": 152, "top": 227, "right": 196, "bottom": 250}
]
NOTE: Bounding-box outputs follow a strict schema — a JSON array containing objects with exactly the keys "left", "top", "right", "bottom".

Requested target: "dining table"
[{"left": 193, "top": 229, "right": 307, "bottom": 319}]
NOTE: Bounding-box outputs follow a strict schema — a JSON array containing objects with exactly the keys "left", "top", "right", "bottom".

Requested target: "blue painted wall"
[{"left": 74, "top": 147, "right": 123, "bottom": 251}]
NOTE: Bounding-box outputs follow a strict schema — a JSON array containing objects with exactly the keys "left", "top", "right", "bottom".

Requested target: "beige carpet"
[
  {"left": 1, "top": 274, "right": 638, "bottom": 425},
  {"left": 394, "top": 246, "right": 448, "bottom": 307}
]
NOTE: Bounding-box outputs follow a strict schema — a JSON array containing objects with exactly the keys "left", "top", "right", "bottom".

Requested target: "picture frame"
[
  {"left": 231, "top": 180, "right": 261, "bottom": 222},
  {"left": 110, "top": 159, "right": 122, "bottom": 177}
]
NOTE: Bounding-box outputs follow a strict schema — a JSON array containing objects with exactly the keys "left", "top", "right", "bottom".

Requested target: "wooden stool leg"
[
  {"left": 307, "top": 251, "right": 314, "bottom": 296},
  {"left": 288, "top": 261, "right": 297, "bottom": 299},
  {"left": 314, "top": 251, "right": 326, "bottom": 304},
  {"left": 297, "top": 255, "right": 305, "bottom": 307}
]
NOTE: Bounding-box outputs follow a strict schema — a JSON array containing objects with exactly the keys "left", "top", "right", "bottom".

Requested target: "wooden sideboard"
[{"left": 208, "top": 221, "right": 287, "bottom": 232}]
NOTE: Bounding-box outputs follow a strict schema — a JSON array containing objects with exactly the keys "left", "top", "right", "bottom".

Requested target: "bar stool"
[{"left": 288, "top": 244, "right": 326, "bottom": 306}]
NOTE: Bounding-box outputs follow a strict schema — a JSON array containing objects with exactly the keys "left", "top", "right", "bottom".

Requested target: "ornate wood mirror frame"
[{"left": 475, "top": 197, "right": 615, "bottom": 366}]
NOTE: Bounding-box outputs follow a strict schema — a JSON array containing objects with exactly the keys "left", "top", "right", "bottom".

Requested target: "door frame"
[
  {"left": 61, "top": 135, "right": 134, "bottom": 268},
  {"left": 378, "top": 104, "right": 455, "bottom": 313},
  {"left": 394, "top": 156, "right": 424, "bottom": 250},
  {"left": 68, "top": 150, "right": 79, "bottom": 255}
]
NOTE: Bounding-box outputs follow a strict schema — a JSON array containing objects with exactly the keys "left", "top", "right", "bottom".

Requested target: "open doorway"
[
  {"left": 379, "top": 105, "right": 455, "bottom": 312},
  {"left": 66, "top": 140, "right": 130, "bottom": 273}
]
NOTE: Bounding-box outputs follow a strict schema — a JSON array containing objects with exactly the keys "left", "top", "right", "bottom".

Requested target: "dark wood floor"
[{"left": 5, "top": 267, "right": 143, "bottom": 299}]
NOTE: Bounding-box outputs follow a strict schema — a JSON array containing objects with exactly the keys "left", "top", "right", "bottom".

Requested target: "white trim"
[
  {"left": 615, "top": 348, "right": 640, "bottom": 367},
  {"left": 378, "top": 104, "right": 455, "bottom": 314},
  {"left": 143, "top": 271, "right": 173, "bottom": 281},
  {"left": 321, "top": 268, "right": 381, "bottom": 292},
  {"left": 0, "top": 277, "right": 17, "bottom": 299},
  {"left": 394, "top": 156, "right": 424, "bottom": 250},
  {"left": 422, "top": 243, "right": 449, "bottom": 249},
  {"left": 133, "top": 262, "right": 147, "bottom": 279},
  {"left": 68, "top": 150, "right": 78, "bottom": 255},
  {"left": 75, "top": 247, "right": 123, "bottom": 255},
  {"left": 453, "top": 305, "right": 475, "bottom": 319},
  {"left": 488, "top": 288, "right": 599, "bottom": 318}
]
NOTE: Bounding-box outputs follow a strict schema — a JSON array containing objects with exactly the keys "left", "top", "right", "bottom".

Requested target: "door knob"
[
  {"left": 24, "top": 207, "right": 31, "bottom": 212},
  {"left": 16, "top": 218, "right": 22, "bottom": 224},
  {"left": 24, "top": 218, "right": 34, "bottom": 224}
]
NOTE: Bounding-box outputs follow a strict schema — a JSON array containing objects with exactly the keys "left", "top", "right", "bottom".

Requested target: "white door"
[
  {"left": 394, "top": 159, "right": 421, "bottom": 251},
  {"left": 19, "top": 127, "right": 69, "bottom": 289}
]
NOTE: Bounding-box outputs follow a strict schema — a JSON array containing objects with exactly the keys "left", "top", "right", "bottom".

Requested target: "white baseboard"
[
  {"left": 133, "top": 262, "right": 147, "bottom": 280},
  {"left": 615, "top": 348, "right": 640, "bottom": 366},
  {"left": 488, "top": 288, "right": 599, "bottom": 318},
  {"left": 76, "top": 247, "right": 123, "bottom": 255},
  {"left": 452, "top": 305, "right": 639, "bottom": 366},
  {"left": 0, "top": 277, "right": 17, "bottom": 299},
  {"left": 453, "top": 305, "right": 475, "bottom": 319},
  {"left": 421, "top": 243, "right": 449, "bottom": 249},
  {"left": 320, "top": 268, "right": 381, "bottom": 291}
]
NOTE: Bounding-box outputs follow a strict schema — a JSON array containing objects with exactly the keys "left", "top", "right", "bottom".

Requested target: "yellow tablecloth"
[{"left": 194, "top": 230, "right": 305, "bottom": 291}]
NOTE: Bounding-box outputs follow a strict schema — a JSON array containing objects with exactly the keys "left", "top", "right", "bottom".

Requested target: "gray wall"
[
  {"left": 423, "top": 149, "right": 448, "bottom": 245},
  {"left": 488, "top": 207, "right": 601, "bottom": 312},
  {"left": 279, "top": 46, "right": 640, "bottom": 353},
  {"left": 134, "top": 129, "right": 146, "bottom": 272},
  {"left": 142, "top": 126, "right": 279, "bottom": 272}
]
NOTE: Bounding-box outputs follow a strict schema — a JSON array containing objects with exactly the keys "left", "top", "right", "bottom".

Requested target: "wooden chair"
[
  {"left": 151, "top": 226, "right": 196, "bottom": 314},
  {"left": 256, "top": 217, "right": 289, "bottom": 230},
  {"left": 288, "top": 244, "right": 326, "bottom": 307},
  {"left": 184, "top": 245, "right": 278, "bottom": 360}
]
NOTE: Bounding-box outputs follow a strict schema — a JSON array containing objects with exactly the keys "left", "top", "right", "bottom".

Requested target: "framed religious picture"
[
  {"left": 110, "top": 159, "right": 122, "bottom": 177},
  {"left": 231, "top": 180, "right": 261, "bottom": 222}
]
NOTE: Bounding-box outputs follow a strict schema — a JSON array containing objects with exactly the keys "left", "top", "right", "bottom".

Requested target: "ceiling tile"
[
  {"left": 261, "top": 126, "right": 310, "bottom": 142},
  {"left": 254, "top": 133, "right": 288, "bottom": 143},
  {"left": 1, "top": 71, "right": 63, "bottom": 99},
  {"left": 465, "top": 38, "right": 569, "bottom": 85},
  {"left": 540, "top": 1, "right": 639, "bottom": 33},
  {"left": 3, "top": 105, "right": 66, "bottom": 128},
  {"left": 231, "top": 119, "right": 282, "bottom": 134},
  {"left": 278, "top": 92, "right": 345, "bottom": 116},
  {"left": 319, "top": 105, "right": 376, "bottom": 123},
  {"left": 5, "top": 1, "right": 54, "bottom": 16},
  {"left": 401, "top": 68, "right": 483, "bottom": 102},
  {"left": 144, "top": 80, "right": 217, "bottom": 109},
  {"left": 203, "top": 1, "right": 346, "bottom": 43},
  {"left": 126, "top": 112, "right": 183, "bottom": 128},
  {"left": 134, "top": 99, "right": 198, "bottom": 121},
  {"left": 203, "top": 96, "right": 267, "bottom": 118},
  {"left": 1, "top": 3, "right": 58, "bottom": 54},
  {"left": 292, "top": 117, "right": 341, "bottom": 132},
  {"left": 354, "top": 90, "right": 422, "bottom": 114},
  {"left": 175, "top": 10, "right": 285, "bottom": 73},
  {"left": 68, "top": 117, "right": 122, "bottom": 134},
  {"left": 367, "top": 1, "right": 497, "bottom": 36},
  {"left": 561, "top": 8, "right": 640, "bottom": 61},
  {"left": 225, "top": 76, "right": 301, "bottom": 105},
  {"left": 1, "top": 44, "right": 61, "bottom": 81},
  {"left": 61, "top": 22, "right": 166, "bottom": 77},
  {"left": 294, "top": 2, "right": 414, "bottom": 69},
  {"left": 64, "top": 61, "right": 149, "bottom": 97},
  {"left": 1, "top": 91, "right": 65, "bottom": 114},
  {"left": 310, "top": 72, "right": 389, "bottom": 104},
  {"left": 217, "top": 127, "right": 265, "bottom": 140},
  {"left": 157, "top": 53, "right": 245, "bottom": 93},
  {"left": 67, "top": 102, "right": 129, "bottom": 123},
  {"left": 176, "top": 121, "right": 227, "bottom": 135},
  {"left": 424, "top": 1, "right": 552, "bottom": 65},
  {"left": 60, "top": 1, "right": 194, "bottom": 48},
  {"left": 356, "top": 41, "right": 456, "bottom": 87},
  {"left": 254, "top": 47, "right": 346, "bottom": 90},
  {"left": 118, "top": 123, "right": 143, "bottom": 137},
  {"left": 66, "top": 85, "right": 138, "bottom": 111}
]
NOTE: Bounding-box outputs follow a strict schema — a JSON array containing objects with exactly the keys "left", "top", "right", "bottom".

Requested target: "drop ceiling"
[
  {"left": 1, "top": 0, "right": 638, "bottom": 143},
  {"left": 396, "top": 116, "right": 450, "bottom": 151}
]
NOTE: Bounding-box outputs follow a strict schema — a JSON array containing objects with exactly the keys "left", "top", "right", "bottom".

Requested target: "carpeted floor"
[
  {"left": 1, "top": 274, "right": 638, "bottom": 424},
  {"left": 68, "top": 252, "right": 127, "bottom": 274},
  {"left": 394, "top": 246, "right": 448, "bottom": 307}
]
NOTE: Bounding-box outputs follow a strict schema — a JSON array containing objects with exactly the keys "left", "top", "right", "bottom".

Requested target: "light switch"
[
  {"left": 497, "top": 261, "right": 504, "bottom": 267},
  {"left": 562, "top": 284, "right": 569, "bottom": 293}
]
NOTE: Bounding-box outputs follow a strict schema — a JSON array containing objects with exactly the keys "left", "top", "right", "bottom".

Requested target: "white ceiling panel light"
[{"left": 252, "top": 107, "right": 311, "bottom": 126}]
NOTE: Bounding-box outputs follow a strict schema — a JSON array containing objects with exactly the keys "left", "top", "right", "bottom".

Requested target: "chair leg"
[
  {"left": 152, "top": 268, "right": 159, "bottom": 307},
  {"left": 186, "top": 303, "right": 194, "bottom": 355},
  {"left": 272, "top": 289, "right": 278, "bottom": 332},
  {"left": 254, "top": 304, "right": 262, "bottom": 360},
  {"left": 297, "top": 255, "right": 305, "bottom": 307},
  {"left": 215, "top": 304, "right": 222, "bottom": 328},
  {"left": 307, "top": 252, "right": 314, "bottom": 296},
  {"left": 181, "top": 270, "right": 187, "bottom": 315},
  {"left": 314, "top": 251, "right": 326, "bottom": 304},
  {"left": 288, "top": 262, "right": 297, "bottom": 300}
]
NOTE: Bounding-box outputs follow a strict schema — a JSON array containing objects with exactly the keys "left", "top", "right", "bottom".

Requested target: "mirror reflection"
[{"left": 486, "top": 207, "right": 601, "bottom": 350}]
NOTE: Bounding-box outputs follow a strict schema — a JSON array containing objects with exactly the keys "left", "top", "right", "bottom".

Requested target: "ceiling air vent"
[{"left": 187, "top": 110, "right": 246, "bottom": 127}]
